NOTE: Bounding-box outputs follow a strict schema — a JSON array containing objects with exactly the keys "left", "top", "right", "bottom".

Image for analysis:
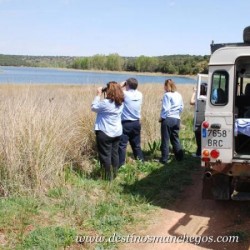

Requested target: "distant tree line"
[
  {"left": 0, "top": 54, "right": 75, "bottom": 68},
  {"left": 0, "top": 53, "right": 209, "bottom": 75},
  {"left": 72, "top": 53, "right": 209, "bottom": 75}
]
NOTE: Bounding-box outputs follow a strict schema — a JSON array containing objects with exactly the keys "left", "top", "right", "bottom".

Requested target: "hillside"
[{"left": 0, "top": 54, "right": 209, "bottom": 75}]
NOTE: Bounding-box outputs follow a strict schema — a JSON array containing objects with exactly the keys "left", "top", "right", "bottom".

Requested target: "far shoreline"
[{"left": 56, "top": 67, "right": 196, "bottom": 80}]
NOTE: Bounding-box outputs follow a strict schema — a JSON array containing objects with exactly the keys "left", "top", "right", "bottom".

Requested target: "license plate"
[{"left": 202, "top": 129, "right": 231, "bottom": 149}]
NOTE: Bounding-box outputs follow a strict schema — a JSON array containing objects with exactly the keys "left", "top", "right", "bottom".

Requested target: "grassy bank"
[{"left": 0, "top": 83, "right": 199, "bottom": 249}]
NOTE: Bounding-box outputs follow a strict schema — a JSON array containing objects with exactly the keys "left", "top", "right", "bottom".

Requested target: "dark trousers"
[
  {"left": 95, "top": 130, "right": 120, "bottom": 180},
  {"left": 119, "top": 120, "right": 144, "bottom": 167},
  {"left": 160, "top": 117, "right": 183, "bottom": 162},
  {"left": 194, "top": 126, "right": 201, "bottom": 156}
]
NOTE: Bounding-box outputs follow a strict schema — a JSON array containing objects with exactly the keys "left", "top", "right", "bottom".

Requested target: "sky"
[{"left": 1, "top": 0, "right": 250, "bottom": 57}]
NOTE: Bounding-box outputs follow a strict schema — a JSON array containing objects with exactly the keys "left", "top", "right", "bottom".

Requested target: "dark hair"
[
  {"left": 126, "top": 78, "right": 138, "bottom": 90},
  {"left": 106, "top": 81, "right": 124, "bottom": 106},
  {"left": 164, "top": 79, "right": 177, "bottom": 92},
  {"left": 200, "top": 83, "right": 207, "bottom": 95}
]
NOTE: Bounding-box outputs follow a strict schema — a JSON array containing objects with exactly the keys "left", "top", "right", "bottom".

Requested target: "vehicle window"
[{"left": 210, "top": 71, "right": 229, "bottom": 105}]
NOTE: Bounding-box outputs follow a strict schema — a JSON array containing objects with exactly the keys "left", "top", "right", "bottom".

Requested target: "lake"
[{"left": 0, "top": 66, "right": 196, "bottom": 85}]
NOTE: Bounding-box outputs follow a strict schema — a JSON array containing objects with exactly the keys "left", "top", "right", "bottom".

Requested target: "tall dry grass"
[
  {"left": 0, "top": 83, "right": 193, "bottom": 195},
  {"left": 0, "top": 85, "right": 96, "bottom": 195}
]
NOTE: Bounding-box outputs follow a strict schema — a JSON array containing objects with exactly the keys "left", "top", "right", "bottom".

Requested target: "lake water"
[{"left": 0, "top": 66, "right": 196, "bottom": 85}]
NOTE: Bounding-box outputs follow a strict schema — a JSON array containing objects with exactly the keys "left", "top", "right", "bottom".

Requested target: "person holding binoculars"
[
  {"left": 118, "top": 77, "right": 144, "bottom": 167},
  {"left": 91, "top": 81, "right": 124, "bottom": 180}
]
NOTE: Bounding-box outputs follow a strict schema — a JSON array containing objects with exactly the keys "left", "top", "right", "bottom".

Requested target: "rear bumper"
[
  {"left": 202, "top": 161, "right": 250, "bottom": 200},
  {"left": 204, "top": 161, "right": 250, "bottom": 176}
]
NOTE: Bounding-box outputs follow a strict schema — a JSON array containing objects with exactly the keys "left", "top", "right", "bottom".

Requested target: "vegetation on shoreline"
[
  {"left": 0, "top": 53, "right": 209, "bottom": 75},
  {"left": 0, "top": 84, "right": 200, "bottom": 249}
]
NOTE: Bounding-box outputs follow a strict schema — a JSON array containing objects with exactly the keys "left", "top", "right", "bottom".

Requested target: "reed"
[{"left": 0, "top": 83, "right": 193, "bottom": 195}]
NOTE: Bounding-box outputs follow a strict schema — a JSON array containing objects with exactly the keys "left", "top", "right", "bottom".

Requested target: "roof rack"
[
  {"left": 210, "top": 26, "right": 250, "bottom": 54},
  {"left": 210, "top": 42, "right": 246, "bottom": 54}
]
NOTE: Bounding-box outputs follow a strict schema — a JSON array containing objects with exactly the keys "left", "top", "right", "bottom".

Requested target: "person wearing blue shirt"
[
  {"left": 91, "top": 81, "right": 124, "bottom": 180},
  {"left": 211, "top": 87, "right": 226, "bottom": 104},
  {"left": 159, "top": 79, "right": 184, "bottom": 164},
  {"left": 118, "top": 78, "right": 144, "bottom": 167}
]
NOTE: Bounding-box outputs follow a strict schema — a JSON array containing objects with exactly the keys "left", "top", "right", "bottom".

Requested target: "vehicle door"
[{"left": 193, "top": 73, "right": 208, "bottom": 131}]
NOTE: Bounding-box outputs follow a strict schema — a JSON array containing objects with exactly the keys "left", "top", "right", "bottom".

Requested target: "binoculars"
[{"left": 102, "top": 86, "right": 108, "bottom": 93}]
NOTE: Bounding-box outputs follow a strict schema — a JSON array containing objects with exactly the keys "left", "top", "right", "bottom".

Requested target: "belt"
[{"left": 122, "top": 120, "right": 139, "bottom": 123}]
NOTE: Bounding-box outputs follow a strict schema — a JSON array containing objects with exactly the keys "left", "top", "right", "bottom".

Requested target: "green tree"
[
  {"left": 90, "top": 54, "right": 107, "bottom": 70},
  {"left": 161, "top": 61, "right": 176, "bottom": 74},
  {"left": 123, "top": 57, "right": 136, "bottom": 71},
  {"left": 80, "top": 57, "right": 90, "bottom": 70},
  {"left": 106, "top": 53, "right": 124, "bottom": 71},
  {"left": 135, "top": 56, "right": 159, "bottom": 72},
  {"left": 72, "top": 58, "right": 82, "bottom": 69}
]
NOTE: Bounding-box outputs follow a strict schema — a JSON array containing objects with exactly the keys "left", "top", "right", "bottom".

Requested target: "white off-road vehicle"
[{"left": 201, "top": 26, "right": 250, "bottom": 200}]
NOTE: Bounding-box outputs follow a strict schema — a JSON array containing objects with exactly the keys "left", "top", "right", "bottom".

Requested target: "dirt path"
[{"left": 119, "top": 169, "right": 250, "bottom": 250}]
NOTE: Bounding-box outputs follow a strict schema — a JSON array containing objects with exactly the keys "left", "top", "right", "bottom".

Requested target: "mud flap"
[{"left": 202, "top": 173, "right": 231, "bottom": 200}]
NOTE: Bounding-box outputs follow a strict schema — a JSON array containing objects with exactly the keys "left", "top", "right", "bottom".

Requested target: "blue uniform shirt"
[
  {"left": 91, "top": 96, "right": 124, "bottom": 137},
  {"left": 122, "top": 89, "right": 142, "bottom": 121},
  {"left": 160, "top": 91, "right": 184, "bottom": 119}
]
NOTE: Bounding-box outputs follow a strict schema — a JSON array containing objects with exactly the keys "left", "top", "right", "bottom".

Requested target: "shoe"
[
  {"left": 158, "top": 158, "right": 167, "bottom": 164},
  {"left": 192, "top": 153, "right": 201, "bottom": 158},
  {"left": 175, "top": 150, "right": 184, "bottom": 161}
]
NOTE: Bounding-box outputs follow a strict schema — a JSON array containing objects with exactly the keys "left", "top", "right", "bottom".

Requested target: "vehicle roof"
[{"left": 209, "top": 45, "right": 250, "bottom": 66}]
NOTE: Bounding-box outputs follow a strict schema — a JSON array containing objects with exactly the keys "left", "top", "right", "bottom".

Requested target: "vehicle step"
[{"left": 231, "top": 190, "right": 250, "bottom": 201}]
